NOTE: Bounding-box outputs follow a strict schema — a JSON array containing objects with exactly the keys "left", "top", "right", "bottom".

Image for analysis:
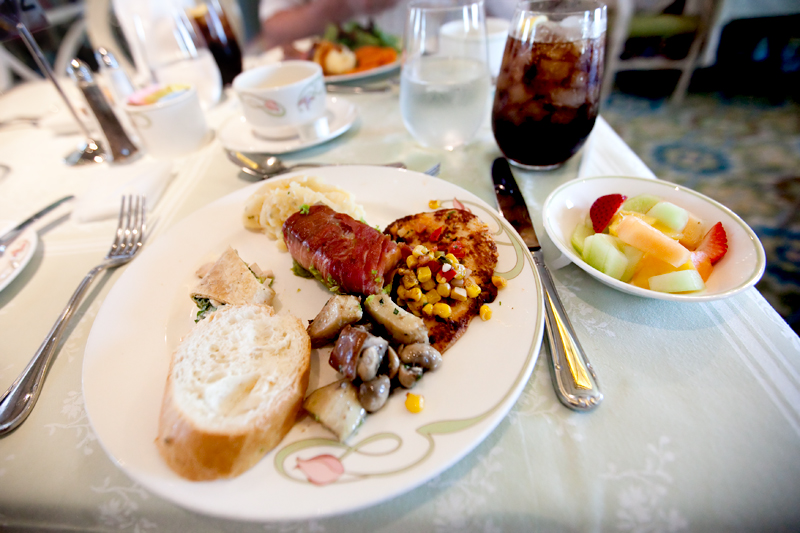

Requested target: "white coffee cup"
[
  {"left": 232, "top": 61, "right": 328, "bottom": 140},
  {"left": 124, "top": 85, "right": 211, "bottom": 159},
  {"left": 441, "top": 17, "right": 510, "bottom": 78}
]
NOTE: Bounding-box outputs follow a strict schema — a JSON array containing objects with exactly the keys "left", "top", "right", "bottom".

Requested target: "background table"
[{"left": 0, "top": 78, "right": 799, "bottom": 532}]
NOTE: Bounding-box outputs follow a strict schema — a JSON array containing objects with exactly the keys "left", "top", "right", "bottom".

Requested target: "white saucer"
[
  {"left": 0, "top": 223, "right": 38, "bottom": 292},
  {"left": 218, "top": 95, "right": 357, "bottom": 154}
]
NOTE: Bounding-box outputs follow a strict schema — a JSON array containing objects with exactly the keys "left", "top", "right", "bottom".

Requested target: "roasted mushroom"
[
  {"left": 357, "top": 335, "right": 389, "bottom": 382},
  {"left": 307, "top": 295, "right": 363, "bottom": 348},
  {"left": 397, "top": 365, "right": 424, "bottom": 389},
  {"left": 358, "top": 375, "right": 391, "bottom": 412},
  {"left": 398, "top": 343, "right": 442, "bottom": 371},
  {"left": 364, "top": 294, "right": 428, "bottom": 345}
]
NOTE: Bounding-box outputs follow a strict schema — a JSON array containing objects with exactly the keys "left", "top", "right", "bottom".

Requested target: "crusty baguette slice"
[{"left": 157, "top": 304, "right": 311, "bottom": 481}]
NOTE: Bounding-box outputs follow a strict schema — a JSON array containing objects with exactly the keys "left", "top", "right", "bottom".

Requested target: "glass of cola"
[{"left": 492, "top": 0, "right": 606, "bottom": 169}]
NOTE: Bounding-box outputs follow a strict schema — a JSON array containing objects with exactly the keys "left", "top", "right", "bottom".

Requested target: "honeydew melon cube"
[
  {"left": 620, "top": 244, "right": 645, "bottom": 283},
  {"left": 622, "top": 194, "right": 661, "bottom": 214},
  {"left": 571, "top": 222, "right": 595, "bottom": 256},
  {"left": 646, "top": 201, "right": 689, "bottom": 232},
  {"left": 648, "top": 269, "right": 705, "bottom": 293},
  {"left": 615, "top": 215, "right": 691, "bottom": 267},
  {"left": 582, "top": 234, "right": 629, "bottom": 280}
]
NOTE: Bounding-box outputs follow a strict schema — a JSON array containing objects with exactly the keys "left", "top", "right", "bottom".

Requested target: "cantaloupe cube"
[
  {"left": 608, "top": 210, "right": 656, "bottom": 236},
  {"left": 690, "top": 251, "right": 713, "bottom": 281},
  {"left": 615, "top": 215, "right": 691, "bottom": 267},
  {"left": 679, "top": 214, "right": 705, "bottom": 250},
  {"left": 630, "top": 254, "right": 678, "bottom": 288},
  {"left": 630, "top": 254, "right": 702, "bottom": 289}
]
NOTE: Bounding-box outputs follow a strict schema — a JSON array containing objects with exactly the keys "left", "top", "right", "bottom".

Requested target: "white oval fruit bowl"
[{"left": 543, "top": 175, "right": 766, "bottom": 302}]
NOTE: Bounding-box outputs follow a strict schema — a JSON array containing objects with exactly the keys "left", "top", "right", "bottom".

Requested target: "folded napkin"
[
  {"left": 577, "top": 116, "right": 656, "bottom": 180},
  {"left": 71, "top": 158, "right": 174, "bottom": 223}
]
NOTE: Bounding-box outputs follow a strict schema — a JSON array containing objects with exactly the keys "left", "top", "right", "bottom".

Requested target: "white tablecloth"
[{"left": 0, "top": 79, "right": 798, "bottom": 532}]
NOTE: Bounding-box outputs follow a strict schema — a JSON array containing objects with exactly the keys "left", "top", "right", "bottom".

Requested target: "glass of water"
[{"left": 400, "top": 0, "right": 492, "bottom": 150}]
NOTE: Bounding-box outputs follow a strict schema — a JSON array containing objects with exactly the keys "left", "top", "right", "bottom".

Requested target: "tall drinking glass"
[
  {"left": 492, "top": 0, "right": 606, "bottom": 169},
  {"left": 186, "top": 0, "right": 243, "bottom": 86},
  {"left": 400, "top": 0, "right": 492, "bottom": 150}
]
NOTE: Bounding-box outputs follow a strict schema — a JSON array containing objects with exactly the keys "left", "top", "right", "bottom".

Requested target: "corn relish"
[{"left": 393, "top": 242, "right": 485, "bottom": 320}]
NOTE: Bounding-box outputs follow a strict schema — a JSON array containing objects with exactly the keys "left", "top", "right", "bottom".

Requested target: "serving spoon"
[{"left": 225, "top": 150, "right": 405, "bottom": 179}]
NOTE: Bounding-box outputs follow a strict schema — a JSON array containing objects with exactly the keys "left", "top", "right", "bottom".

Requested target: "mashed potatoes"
[{"left": 243, "top": 176, "right": 366, "bottom": 250}]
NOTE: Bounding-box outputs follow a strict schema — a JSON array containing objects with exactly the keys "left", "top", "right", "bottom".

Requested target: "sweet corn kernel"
[
  {"left": 433, "top": 302, "right": 452, "bottom": 319},
  {"left": 435, "top": 272, "right": 447, "bottom": 284},
  {"left": 421, "top": 279, "right": 436, "bottom": 291},
  {"left": 406, "top": 255, "right": 418, "bottom": 268},
  {"left": 407, "top": 299, "right": 424, "bottom": 312},
  {"left": 397, "top": 286, "right": 407, "bottom": 299},
  {"left": 425, "top": 289, "right": 441, "bottom": 304},
  {"left": 406, "top": 287, "right": 423, "bottom": 302},
  {"left": 403, "top": 272, "right": 418, "bottom": 289},
  {"left": 422, "top": 303, "right": 434, "bottom": 315},
  {"left": 445, "top": 253, "right": 459, "bottom": 265},
  {"left": 451, "top": 286, "right": 467, "bottom": 301},
  {"left": 492, "top": 275, "right": 508, "bottom": 289},
  {"left": 428, "top": 199, "right": 440, "bottom": 209},
  {"left": 412, "top": 245, "right": 429, "bottom": 257},
  {"left": 466, "top": 284, "right": 481, "bottom": 298},
  {"left": 480, "top": 304, "right": 492, "bottom": 321},
  {"left": 417, "top": 266, "right": 432, "bottom": 283},
  {"left": 436, "top": 283, "right": 451, "bottom": 298},
  {"left": 405, "top": 392, "right": 424, "bottom": 413},
  {"left": 453, "top": 263, "right": 467, "bottom": 280}
]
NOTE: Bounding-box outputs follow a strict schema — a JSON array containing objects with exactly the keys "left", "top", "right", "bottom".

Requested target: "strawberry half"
[
  {"left": 696, "top": 222, "right": 728, "bottom": 264},
  {"left": 589, "top": 194, "right": 627, "bottom": 233}
]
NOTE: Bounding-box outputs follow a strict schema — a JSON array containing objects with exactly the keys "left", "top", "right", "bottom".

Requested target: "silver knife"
[
  {"left": 0, "top": 195, "right": 75, "bottom": 258},
  {"left": 491, "top": 157, "right": 602, "bottom": 411}
]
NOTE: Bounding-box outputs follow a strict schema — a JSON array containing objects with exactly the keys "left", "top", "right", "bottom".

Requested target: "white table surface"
[{"left": 0, "top": 77, "right": 798, "bottom": 532}]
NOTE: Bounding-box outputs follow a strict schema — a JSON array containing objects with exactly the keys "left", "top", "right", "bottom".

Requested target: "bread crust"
[{"left": 156, "top": 307, "right": 310, "bottom": 481}]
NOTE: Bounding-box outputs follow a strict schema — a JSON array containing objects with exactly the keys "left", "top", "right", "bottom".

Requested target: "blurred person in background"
[
  {"left": 256, "top": 0, "right": 516, "bottom": 51},
  {"left": 258, "top": 0, "right": 403, "bottom": 51}
]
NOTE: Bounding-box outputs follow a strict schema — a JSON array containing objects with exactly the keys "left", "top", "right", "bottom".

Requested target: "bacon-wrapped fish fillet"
[{"left": 283, "top": 204, "right": 403, "bottom": 295}]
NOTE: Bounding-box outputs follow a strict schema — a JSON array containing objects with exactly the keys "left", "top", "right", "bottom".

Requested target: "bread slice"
[{"left": 157, "top": 304, "right": 311, "bottom": 481}]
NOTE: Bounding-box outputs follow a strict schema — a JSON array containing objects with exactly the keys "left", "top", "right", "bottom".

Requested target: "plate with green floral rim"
[{"left": 82, "top": 166, "right": 544, "bottom": 521}]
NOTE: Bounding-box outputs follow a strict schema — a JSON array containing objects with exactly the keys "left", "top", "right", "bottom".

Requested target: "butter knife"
[
  {"left": 0, "top": 195, "right": 74, "bottom": 258},
  {"left": 491, "top": 157, "right": 602, "bottom": 411}
]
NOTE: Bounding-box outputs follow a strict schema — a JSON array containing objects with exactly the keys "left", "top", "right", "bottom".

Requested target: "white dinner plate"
[
  {"left": 218, "top": 95, "right": 357, "bottom": 154},
  {"left": 323, "top": 59, "right": 401, "bottom": 83},
  {"left": 82, "top": 167, "right": 545, "bottom": 522},
  {"left": 0, "top": 223, "right": 37, "bottom": 292},
  {"left": 543, "top": 175, "right": 766, "bottom": 302},
  {"left": 243, "top": 41, "right": 400, "bottom": 83}
]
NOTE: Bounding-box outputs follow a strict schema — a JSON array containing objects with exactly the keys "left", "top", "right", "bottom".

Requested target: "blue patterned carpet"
[{"left": 602, "top": 91, "right": 800, "bottom": 334}]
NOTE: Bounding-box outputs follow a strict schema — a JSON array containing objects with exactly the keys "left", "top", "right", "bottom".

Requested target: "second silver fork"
[{"left": 0, "top": 195, "right": 146, "bottom": 437}]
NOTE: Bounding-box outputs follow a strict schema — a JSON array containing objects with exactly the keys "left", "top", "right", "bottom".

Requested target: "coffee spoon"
[{"left": 225, "top": 150, "right": 405, "bottom": 179}]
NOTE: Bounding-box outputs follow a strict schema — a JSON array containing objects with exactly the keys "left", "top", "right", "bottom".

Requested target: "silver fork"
[
  {"left": 424, "top": 163, "right": 441, "bottom": 177},
  {"left": 0, "top": 195, "right": 146, "bottom": 437}
]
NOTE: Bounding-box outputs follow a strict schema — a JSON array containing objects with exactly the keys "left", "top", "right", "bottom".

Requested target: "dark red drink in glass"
[
  {"left": 492, "top": 0, "right": 606, "bottom": 169},
  {"left": 188, "top": 1, "right": 243, "bottom": 86}
]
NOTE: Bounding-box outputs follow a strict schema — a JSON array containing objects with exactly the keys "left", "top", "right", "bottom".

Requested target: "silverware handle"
[
  {"left": 0, "top": 195, "right": 74, "bottom": 250},
  {"left": 533, "top": 252, "right": 603, "bottom": 411},
  {"left": 0, "top": 265, "right": 105, "bottom": 436}
]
